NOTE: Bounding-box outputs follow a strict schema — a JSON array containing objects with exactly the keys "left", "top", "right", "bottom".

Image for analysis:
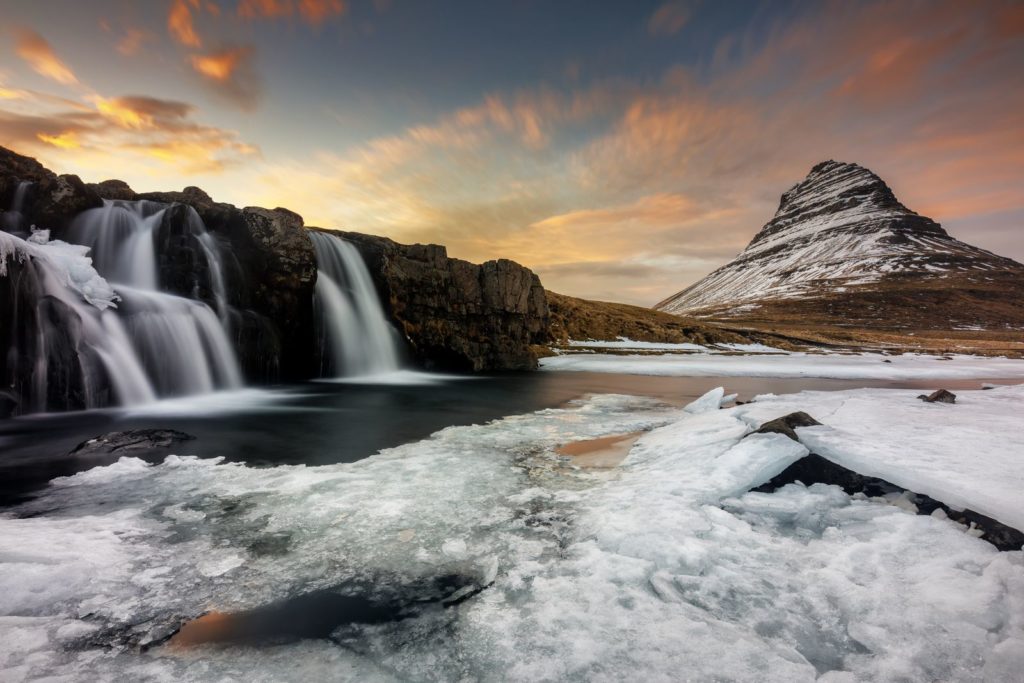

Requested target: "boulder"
[
  {"left": 88, "top": 179, "right": 137, "bottom": 201},
  {"left": 918, "top": 389, "right": 956, "bottom": 404},
  {"left": 751, "top": 452, "right": 1024, "bottom": 551},
  {"left": 0, "top": 147, "right": 102, "bottom": 231},
  {"left": 750, "top": 411, "right": 822, "bottom": 441}
]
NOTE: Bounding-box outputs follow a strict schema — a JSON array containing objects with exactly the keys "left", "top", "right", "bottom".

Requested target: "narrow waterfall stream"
[{"left": 309, "top": 231, "right": 402, "bottom": 377}]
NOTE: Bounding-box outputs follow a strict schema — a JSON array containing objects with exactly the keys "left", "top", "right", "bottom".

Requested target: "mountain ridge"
[{"left": 656, "top": 160, "right": 1024, "bottom": 331}]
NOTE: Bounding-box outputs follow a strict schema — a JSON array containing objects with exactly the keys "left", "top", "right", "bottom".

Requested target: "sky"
[{"left": 1, "top": 0, "right": 1022, "bottom": 305}]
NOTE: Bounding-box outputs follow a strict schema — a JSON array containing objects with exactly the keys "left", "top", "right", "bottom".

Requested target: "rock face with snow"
[{"left": 656, "top": 161, "right": 1024, "bottom": 329}]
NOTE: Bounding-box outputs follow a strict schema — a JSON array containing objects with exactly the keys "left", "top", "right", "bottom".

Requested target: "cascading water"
[
  {"left": 1, "top": 181, "right": 32, "bottom": 234},
  {"left": 64, "top": 200, "right": 243, "bottom": 399},
  {"left": 0, "top": 229, "right": 157, "bottom": 412},
  {"left": 309, "top": 231, "right": 402, "bottom": 376}
]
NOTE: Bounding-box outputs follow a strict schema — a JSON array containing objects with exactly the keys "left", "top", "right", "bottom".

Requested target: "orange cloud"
[
  {"left": 14, "top": 29, "right": 78, "bottom": 85},
  {"left": 648, "top": 1, "right": 690, "bottom": 36},
  {"left": 90, "top": 96, "right": 194, "bottom": 130},
  {"left": 37, "top": 131, "right": 80, "bottom": 149},
  {"left": 190, "top": 48, "right": 247, "bottom": 81},
  {"left": 189, "top": 46, "right": 262, "bottom": 109},
  {"left": 168, "top": 0, "right": 202, "bottom": 47},
  {"left": 116, "top": 28, "right": 154, "bottom": 56},
  {"left": 237, "top": 0, "right": 347, "bottom": 24}
]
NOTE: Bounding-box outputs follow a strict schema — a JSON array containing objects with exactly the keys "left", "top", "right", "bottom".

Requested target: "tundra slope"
[{"left": 656, "top": 161, "right": 1024, "bottom": 333}]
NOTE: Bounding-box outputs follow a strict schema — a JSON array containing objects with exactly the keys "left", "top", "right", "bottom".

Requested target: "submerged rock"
[{"left": 70, "top": 429, "right": 196, "bottom": 457}]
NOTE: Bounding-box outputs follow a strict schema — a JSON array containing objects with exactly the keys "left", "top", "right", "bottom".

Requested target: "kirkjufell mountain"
[{"left": 656, "top": 161, "right": 1024, "bottom": 330}]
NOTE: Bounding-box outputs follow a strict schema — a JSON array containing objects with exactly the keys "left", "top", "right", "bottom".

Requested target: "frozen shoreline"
[
  {"left": 542, "top": 347, "right": 1024, "bottom": 380},
  {"left": 1, "top": 378, "right": 1022, "bottom": 681}
]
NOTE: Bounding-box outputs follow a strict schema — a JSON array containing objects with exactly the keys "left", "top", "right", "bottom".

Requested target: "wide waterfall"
[
  {"left": 0, "top": 229, "right": 157, "bottom": 412},
  {"left": 310, "top": 231, "right": 401, "bottom": 376},
  {"left": 66, "top": 200, "right": 243, "bottom": 398},
  {"left": 0, "top": 198, "right": 244, "bottom": 414}
]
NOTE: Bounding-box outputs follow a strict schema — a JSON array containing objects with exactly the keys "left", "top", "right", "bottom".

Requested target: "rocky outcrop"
[
  {"left": 2, "top": 145, "right": 551, "bottom": 401},
  {"left": 749, "top": 411, "right": 822, "bottom": 441},
  {"left": 918, "top": 389, "right": 956, "bottom": 404},
  {"left": 229, "top": 207, "right": 318, "bottom": 380},
  {"left": 0, "top": 146, "right": 102, "bottom": 232},
  {"left": 333, "top": 230, "right": 549, "bottom": 371},
  {"left": 657, "top": 160, "right": 1024, "bottom": 332}
]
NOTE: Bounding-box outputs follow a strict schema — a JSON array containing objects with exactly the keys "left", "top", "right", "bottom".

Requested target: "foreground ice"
[
  {"left": 735, "top": 385, "right": 1024, "bottom": 531},
  {"left": 1, "top": 388, "right": 1022, "bottom": 681},
  {"left": 542, "top": 349, "right": 1024, "bottom": 380}
]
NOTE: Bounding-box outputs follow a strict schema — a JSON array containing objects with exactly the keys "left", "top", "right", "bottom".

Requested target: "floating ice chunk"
[{"left": 683, "top": 386, "right": 725, "bottom": 414}]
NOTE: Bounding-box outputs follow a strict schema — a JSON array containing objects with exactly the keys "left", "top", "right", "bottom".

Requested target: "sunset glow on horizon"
[{"left": 1, "top": 0, "right": 1022, "bottom": 304}]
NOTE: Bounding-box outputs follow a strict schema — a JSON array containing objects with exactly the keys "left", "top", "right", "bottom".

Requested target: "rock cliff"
[
  {"left": 332, "top": 230, "right": 549, "bottom": 371},
  {"left": 1, "top": 145, "right": 552, "bottom": 412}
]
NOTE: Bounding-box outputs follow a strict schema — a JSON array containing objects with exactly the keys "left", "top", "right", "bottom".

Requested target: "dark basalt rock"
[
  {"left": 3, "top": 144, "right": 550, "bottom": 405},
  {"left": 334, "top": 230, "right": 549, "bottom": 371},
  {"left": 88, "top": 179, "right": 137, "bottom": 201},
  {"left": 70, "top": 429, "right": 195, "bottom": 457},
  {"left": 0, "top": 250, "right": 99, "bottom": 413},
  {"left": 226, "top": 207, "right": 318, "bottom": 380},
  {"left": 749, "top": 411, "right": 822, "bottom": 441},
  {"left": 918, "top": 389, "right": 956, "bottom": 403},
  {"left": 0, "top": 147, "right": 102, "bottom": 232},
  {"left": 751, "top": 452, "right": 1024, "bottom": 551}
]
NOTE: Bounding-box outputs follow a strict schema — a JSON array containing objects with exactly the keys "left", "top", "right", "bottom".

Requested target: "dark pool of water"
[{"left": 0, "top": 371, "right": 1016, "bottom": 506}]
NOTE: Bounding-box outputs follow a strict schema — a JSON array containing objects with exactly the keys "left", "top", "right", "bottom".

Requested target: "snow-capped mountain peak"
[{"left": 656, "top": 160, "right": 1024, "bottom": 327}]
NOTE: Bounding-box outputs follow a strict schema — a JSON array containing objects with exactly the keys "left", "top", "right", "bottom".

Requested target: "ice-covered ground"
[
  {"left": 543, "top": 349, "right": 1024, "bottom": 380},
  {"left": 1, "top": 386, "right": 1022, "bottom": 681},
  {"left": 563, "top": 338, "right": 788, "bottom": 354}
]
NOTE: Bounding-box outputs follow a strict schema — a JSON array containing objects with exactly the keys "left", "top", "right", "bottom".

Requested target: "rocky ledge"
[
  {"left": 331, "top": 230, "right": 549, "bottom": 371},
  {"left": 1, "top": 145, "right": 551, "bottom": 394}
]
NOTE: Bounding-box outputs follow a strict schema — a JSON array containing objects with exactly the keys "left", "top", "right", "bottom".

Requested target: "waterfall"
[
  {"left": 1, "top": 181, "right": 32, "bottom": 234},
  {"left": 68, "top": 200, "right": 167, "bottom": 289},
  {"left": 65, "top": 200, "right": 243, "bottom": 399},
  {"left": 309, "top": 231, "right": 401, "bottom": 376},
  {"left": 0, "top": 199, "right": 247, "bottom": 413},
  {"left": 0, "top": 230, "right": 158, "bottom": 412}
]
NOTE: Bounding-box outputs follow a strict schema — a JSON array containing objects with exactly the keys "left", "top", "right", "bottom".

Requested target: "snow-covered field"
[
  {"left": 543, "top": 347, "right": 1024, "bottom": 380},
  {"left": 2, "top": 378, "right": 1022, "bottom": 681}
]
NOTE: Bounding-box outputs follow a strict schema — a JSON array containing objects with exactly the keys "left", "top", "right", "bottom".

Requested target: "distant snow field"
[
  {"left": 544, "top": 345, "right": 1024, "bottom": 380},
  {"left": 1, "top": 382, "right": 1022, "bottom": 681}
]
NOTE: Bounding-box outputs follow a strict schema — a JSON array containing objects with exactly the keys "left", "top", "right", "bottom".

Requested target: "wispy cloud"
[
  {"left": 14, "top": 28, "right": 78, "bottom": 85},
  {"left": 237, "top": 0, "right": 347, "bottom": 25},
  {"left": 0, "top": 87, "right": 258, "bottom": 179},
  {"left": 648, "top": 1, "right": 691, "bottom": 36},
  {"left": 168, "top": 0, "right": 202, "bottom": 47},
  {"left": 189, "top": 46, "right": 261, "bottom": 110},
  {"left": 115, "top": 27, "right": 155, "bottom": 57}
]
